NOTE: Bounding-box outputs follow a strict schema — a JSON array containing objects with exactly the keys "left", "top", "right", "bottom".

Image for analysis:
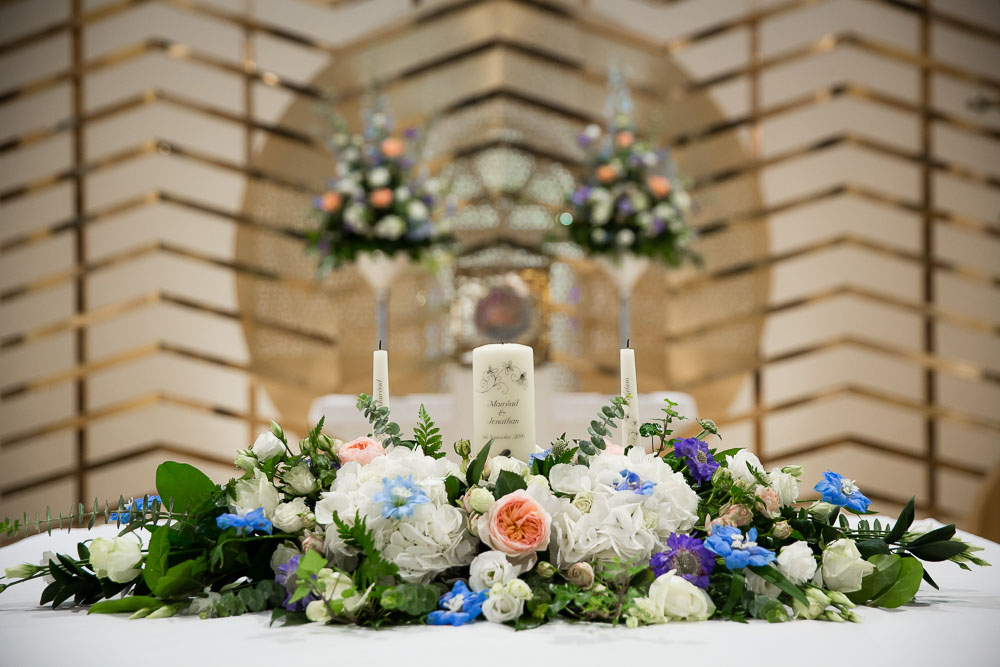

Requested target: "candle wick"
[
  {"left": 627, "top": 338, "right": 630, "bottom": 348},
  {"left": 379, "top": 339, "right": 383, "bottom": 351}
]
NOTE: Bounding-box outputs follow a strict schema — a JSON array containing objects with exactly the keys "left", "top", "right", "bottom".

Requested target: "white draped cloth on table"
[{"left": 1, "top": 522, "right": 998, "bottom": 667}]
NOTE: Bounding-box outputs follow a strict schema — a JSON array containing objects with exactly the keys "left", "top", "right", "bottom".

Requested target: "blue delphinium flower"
[
  {"left": 704, "top": 526, "right": 775, "bottom": 570},
  {"left": 374, "top": 475, "right": 430, "bottom": 520},
  {"left": 650, "top": 533, "right": 716, "bottom": 589},
  {"left": 216, "top": 507, "right": 273, "bottom": 536},
  {"left": 673, "top": 438, "right": 719, "bottom": 485},
  {"left": 615, "top": 470, "right": 656, "bottom": 496},
  {"left": 529, "top": 448, "right": 552, "bottom": 464},
  {"left": 426, "top": 580, "right": 487, "bottom": 626},
  {"left": 109, "top": 495, "right": 162, "bottom": 522},
  {"left": 814, "top": 471, "right": 871, "bottom": 512},
  {"left": 275, "top": 555, "right": 317, "bottom": 611}
]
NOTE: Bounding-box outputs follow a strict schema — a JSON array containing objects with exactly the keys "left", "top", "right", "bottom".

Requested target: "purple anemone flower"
[
  {"left": 650, "top": 533, "right": 716, "bottom": 589},
  {"left": 673, "top": 438, "right": 719, "bottom": 485}
]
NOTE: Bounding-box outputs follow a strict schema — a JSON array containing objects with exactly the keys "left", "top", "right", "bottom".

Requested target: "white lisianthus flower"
[
  {"left": 486, "top": 456, "right": 529, "bottom": 486},
  {"left": 777, "top": 541, "right": 817, "bottom": 585},
  {"left": 284, "top": 463, "right": 318, "bottom": 496},
  {"left": 469, "top": 551, "right": 521, "bottom": 592},
  {"left": 374, "top": 215, "right": 405, "bottom": 240},
  {"left": 407, "top": 200, "right": 429, "bottom": 221},
  {"left": 305, "top": 599, "right": 331, "bottom": 623},
  {"left": 745, "top": 569, "right": 780, "bottom": 598},
  {"left": 507, "top": 578, "right": 532, "bottom": 600},
  {"left": 482, "top": 583, "right": 525, "bottom": 623},
  {"left": 637, "top": 570, "right": 715, "bottom": 622},
  {"left": 88, "top": 537, "right": 142, "bottom": 583},
  {"left": 4, "top": 563, "right": 39, "bottom": 579},
  {"left": 821, "top": 539, "right": 875, "bottom": 592},
  {"left": 367, "top": 167, "right": 390, "bottom": 187},
  {"left": 726, "top": 449, "right": 764, "bottom": 486},
  {"left": 231, "top": 469, "right": 280, "bottom": 518},
  {"left": 768, "top": 468, "right": 799, "bottom": 506},
  {"left": 272, "top": 498, "right": 310, "bottom": 533},
  {"left": 251, "top": 431, "right": 285, "bottom": 461}
]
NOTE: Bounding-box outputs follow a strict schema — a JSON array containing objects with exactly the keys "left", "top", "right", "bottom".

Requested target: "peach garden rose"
[
  {"left": 337, "top": 437, "right": 385, "bottom": 465},
  {"left": 477, "top": 489, "right": 551, "bottom": 557}
]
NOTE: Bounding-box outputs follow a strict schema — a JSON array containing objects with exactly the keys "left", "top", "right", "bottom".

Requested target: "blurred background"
[{"left": 0, "top": 0, "right": 997, "bottom": 536}]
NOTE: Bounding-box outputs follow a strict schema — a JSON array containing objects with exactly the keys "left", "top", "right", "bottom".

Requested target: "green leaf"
[
  {"left": 295, "top": 549, "right": 328, "bottom": 580},
  {"left": 466, "top": 439, "right": 492, "bottom": 487},
  {"left": 748, "top": 565, "right": 809, "bottom": 606},
  {"left": 88, "top": 596, "right": 161, "bottom": 615},
  {"left": 143, "top": 528, "right": 170, "bottom": 591},
  {"left": 152, "top": 557, "right": 208, "bottom": 598},
  {"left": 847, "top": 553, "right": 901, "bottom": 604},
  {"left": 444, "top": 475, "right": 462, "bottom": 506},
  {"left": 908, "top": 540, "right": 968, "bottom": 562},
  {"left": 720, "top": 572, "right": 744, "bottom": 616},
  {"left": 380, "top": 583, "right": 442, "bottom": 616},
  {"left": 155, "top": 462, "right": 216, "bottom": 514},
  {"left": 870, "top": 557, "right": 923, "bottom": 608},
  {"left": 856, "top": 538, "right": 891, "bottom": 558},
  {"left": 494, "top": 469, "right": 528, "bottom": 498}
]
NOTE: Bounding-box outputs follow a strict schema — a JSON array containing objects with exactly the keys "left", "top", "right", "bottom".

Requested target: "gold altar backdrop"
[{"left": 0, "top": 0, "right": 998, "bottom": 532}]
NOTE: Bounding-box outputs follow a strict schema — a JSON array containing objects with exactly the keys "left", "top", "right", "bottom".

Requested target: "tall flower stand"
[
  {"left": 356, "top": 251, "right": 410, "bottom": 347},
  {"left": 594, "top": 254, "right": 650, "bottom": 347}
]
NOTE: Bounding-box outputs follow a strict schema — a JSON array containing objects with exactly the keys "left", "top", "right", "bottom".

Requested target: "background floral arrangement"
[
  {"left": 0, "top": 398, "right": 989, "bottom": 629},
  {"left": 560, "top": 69, "right": 699, "bottom": 267},
  {"left": 305, "top": 95, "right": 452, "bottom": 273}
]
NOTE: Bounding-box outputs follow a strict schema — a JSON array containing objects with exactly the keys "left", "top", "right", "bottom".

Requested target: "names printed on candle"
[{"left": 374, "top": 379, "right": 386, "bottom": 404}]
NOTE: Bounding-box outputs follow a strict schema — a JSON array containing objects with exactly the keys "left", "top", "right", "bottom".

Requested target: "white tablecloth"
[{"left": 1, "top": 524, "right": 997, "bottom": 667}]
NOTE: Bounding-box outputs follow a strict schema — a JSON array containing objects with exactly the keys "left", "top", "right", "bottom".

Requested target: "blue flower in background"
[
  {"left": 426, "top": 580, "right": 486, "bottom": 626},
  {"left": 673, "top": 438, "right": 719, "bottom": 485},
  {"left": 814, "top": 471, "right": 871, "bottom": 512},
  {"left": 374, "top": 475, "right": 430, "bottom": 520},
  {"left": 704, "top": 526, "right": 775, "bottom": 570},
  {"left": 216, "top": 507, "right": 273, "bottom": 536},
  {"left": 616, "top": 470, "right": 656, "bottom": 496},
  {"left": 108, "top": 495, "right": 161, "bottom": 523},
  {"left": 650, "top": 533, "right": 716, "bottom": 589},
  {"left": 529, "top": 448, "right": 552, "bottom": 464}
]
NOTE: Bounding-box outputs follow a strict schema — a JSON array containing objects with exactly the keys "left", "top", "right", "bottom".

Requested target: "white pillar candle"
[
  {"left": 472, "top": 343, "right": 535, "bottom": 461},
  {"left": 619, "top": 346, "right": 640, "bottom": 449},
  {"left": 373, "top": 348, "right": 389, "bottom": 409}
]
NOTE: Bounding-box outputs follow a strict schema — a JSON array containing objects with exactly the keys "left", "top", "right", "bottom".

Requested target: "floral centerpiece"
[{"left": 0, "top": 398, "right": 988, "bottom": 628}]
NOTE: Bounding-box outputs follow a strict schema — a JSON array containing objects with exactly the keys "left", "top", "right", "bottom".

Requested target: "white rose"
[
  {"left": 507, "top": 578, "right": 532, "bottom": 600},
  {"left": 407, "top": 200, "right": 428, "bottom": 221},
  {"left": 367, "top": 167, "right": 390, "bottom": 187},
  {"left": 768, "top": 468, "right": 799, "bottom": 506},
  {"left": 231, "top": 469, "right": 280, "bottom": 518},
  {"left": 482, "top": 586, "right": 524, "bottom": 623},
  {"left": 284, "top": 463, "right": 318, "bottom": 496},
  {"left": 726, "top": 449, "right": 764, "bottom": 486},
  {"left": 821, "top": 539, "right": 875, "bottom": 592},
  {"left": 486, "top": 456, "right": 528, "bottom": 486},
  {"left": 88, "top": 537, "right": 142, "bottom": 583},
  {"left": 777, "top": 541, "right": 817, "bottom": 585},
  {"left": 374, "top": 215, "right": 405, "bottom": 240},
  {"left": 251, "top": 431, "right": 285, "bottom": 460},
  {"left": 469, "top": 551, "right": 517, "bottom": 592},
  {"left": 467, "top": 487, "right": 494, "bottom": 514},
  {"left": 305, "top": 599, "right": 331, "bottom": 623},
  {"left": 745, "top": 570, "right": 780, "bottom": 598},
  {"left": 641, "top": 571, "right": 715, "bottom": 622},
  {"left": 272, "top": 498, "right": 310, "bottom": 533}
]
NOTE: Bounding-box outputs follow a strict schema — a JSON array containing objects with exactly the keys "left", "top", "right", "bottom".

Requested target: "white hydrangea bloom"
[{"left": 314, "top": 447, "right": 476, "bottom": 583}]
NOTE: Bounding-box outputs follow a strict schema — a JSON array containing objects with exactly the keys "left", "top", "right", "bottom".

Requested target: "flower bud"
[
  {"left": 536, "top": 561, "right": 555, "bottom": 578},
  {"left": 128, "top": 607, "right": 153, "bottom": 620},
  {"left": 234, "top": 450, "right": 257, "bottom": 472},
  {"left": 625, "top": 614, "right": 640, "bottom": 629},
  {"left": 697, "top": 419, "right": 719, "bottom": 435},
  {"left": 805, "top": 587, "right": 830, "bottom": 606},
  {"left": 712, "top": 466, "right": 733, "bottom": 484},
  {"left": 572, "top": 493, "right": 593, "bottom": 514},
  {"left": 772, "top": 520, "right": 793, "bottom": 540},
  {"left": 147, "top": 605, "right": 176, "bottom": 619},
  {"left": 825, "top": 610, "right": 846, "bottom": 623},
  {"left": 301, "top": 512, "right": 317, "bottom": 530},
  {"left": 507, "top": 579, "right": 532, "bottom": 600},
  {"left": 466, "top": 487, "right": 494, "bottom": 514},
  {"left": 721, "top": 503, "right": 753, "bottom": 527},
  {"left": 300, "top": 530, "right": 324, "bottom": 554},
  {"left": 781, "top": 464, "right": 804, "bottom": 478},
  {"left": 808, "top": 501, "right": 838, "bottom": 522},
  {"left": 828, "top": 591, "right": 855, "bottom": 608},
  {"left": 454, "top": 439, "right": 472, "bottom": 459},
  {"left": 847, "top": 611, "right": 861, "bottom": 623},
  {"left": 4, "top": 563, "right": 40, "bottom": 579},
  {"left": 567, "top": 562, "right": 595, "bottom": 589}
]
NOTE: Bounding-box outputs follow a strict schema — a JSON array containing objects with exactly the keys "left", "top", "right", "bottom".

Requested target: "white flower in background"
[
  {"left": 272, "top": 498, "right": 310, "bottom": 533},
  {"left": 744, "top": 570, "right": 780, "bottom": 599},
  {"left": 673, "top": 190, "right": 692, "bottom": 212},
  {"left": 251, "top": 431, "right": 285, "bottom": 461},
  {"left": 634, "top": 570, "right": 715, "bottom": 623},
  {"left": 344, "top": 204, "right": 367, "bottom": 233},
  {"left": 630, "top": 191, "right": 649, "bottom": 212},
  {"left": 333, "top": 132, "right": 349, "bottom": 148},
  {"left": 342, "top": 146, "right": 360, "bottom": 162},
  {"left": 394, "top": 185, "right": 412, "bottom": 201},
  {"left": 337, "top": 175, "right": 363, "bottom": 198},
  {"left": 652, "top": 203, "right": 672, "bottom": 220},
  {"left": 583, "top": 123, "right": 602, "bottom": 141},
  {"left": 616, "top": 229, "right": 636, "bottom": 247},
  {"left": 314, "top": 447, "right": 476, "bottom": 583},
  {"left": 269, "top": 541, "right": 300, "bottom": 572},
  {"left": 908, "top": 518, "right": 940, "bottom": 535},
  {"left": 284, "top": 463, "right": 318, "bottom": 496},
  {"left": 589, "top": 187, "right": 611, "bottom": 204},
  {"left": 485, "top": 456, "right": 529, "bottom": 486},
  {"left": 367, "top": 167, "right": 390, "bottom": 188},
  {"left": 821, "top": 539, "right": 875, "bottom": 592},
  {"left": 777, "top": 541, "right": 818, "bottom": 585},
  {"left": 469, "top": 551, "right": 525, "bottom": 592},
  {"left": 768, "top": 468, "right": 799, "bottom": 506},
  {"left": 482, "top": 582, "right": 525, "bottom": 623},
  {"left": 636, "top": 212, "right": 653, "bottom": 231},
  {"left": 231, "top": 469, "right": 280, "bottom": 518},
  {"left": 546, "top": 449, "right": 699, "bottom": 568},
  {"left": 374, "top": 215, "right": 405, "bottom": 240},
  {"left": 592, "top": 204, "right": 612, "bottom": 226},
  {"left": 88, "top": 537, "right": 142, "bottom": 583},
  {"left": 407, "top": 200, "right": 429, "bottom": 220},
  {"left": 726, "top": 449, "right": 764, "bottom": 486}
]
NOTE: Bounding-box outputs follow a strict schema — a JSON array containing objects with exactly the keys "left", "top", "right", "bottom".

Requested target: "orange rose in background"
[
  {"left": 381, "top": 137, "right": 405, "bottom": 158},
  {"left": 647, "top": 175, "right": 671, "bottom": 198},
  {"left": 337, "top": 437, "right": 385, "bottom": 465},
  {"left": 320, "top": 191, "right": 342, "bottom": 212},
  {"left": 369, "top": 188, "right": 393, "bottom": 208},
  {"left": 478, "top": 489, "right": 551, "bottom": 556},
  {"left": 596, "top": 164, "right": 618, "bottom": 183},
  {"left": 615, "top": 131, "right": 635, "bottom": 148}
]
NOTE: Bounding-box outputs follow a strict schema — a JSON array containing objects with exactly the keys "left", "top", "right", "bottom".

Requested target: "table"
[{"left": 1, "top": 524, "right": 997, "bottom": 667}]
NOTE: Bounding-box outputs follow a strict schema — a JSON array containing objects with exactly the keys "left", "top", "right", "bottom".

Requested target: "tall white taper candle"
[
  {"left": 373, "top": 345, "right": 389, "bottom": 409},
  {"left": 620, "top": 343, "right": 640, "bottom": 448},
  {"left": 472, "top": 343, "right": 535, "bottom": 461}
]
